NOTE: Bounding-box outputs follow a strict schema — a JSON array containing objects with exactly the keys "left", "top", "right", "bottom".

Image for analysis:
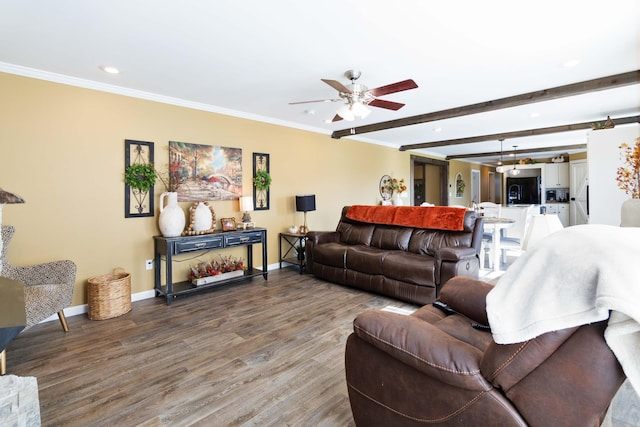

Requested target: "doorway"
[
  {"left": 471, "top": 169, "right": 480, "bottom": 204},
  {"left": 411, "top": 155, "right": 449, "bottom": 206},
  {"left": 570, "top": 159, "right": 588, "bottom": 225}
]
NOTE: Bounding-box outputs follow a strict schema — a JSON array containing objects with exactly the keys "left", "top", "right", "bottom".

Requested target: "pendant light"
[
  {"left": 496, "top": 139, "right": 505, "bottom": 173},
  {"left": 509, "top": 145, "right": 521, "bottom": 176}
]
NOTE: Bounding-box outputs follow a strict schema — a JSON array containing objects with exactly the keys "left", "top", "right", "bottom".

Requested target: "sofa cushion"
[
  {"left": 346, "top": 246, "right": 389, "bottom": 275},
  {"left": 337, "top": 222, "right": 375, "bottom": 246},
  {"left": 312, "top": 242, "right": 348, "bottom": 268},
  {"left": 370, "top": 226, "right": 412, "bottom": 251},
  {"left": 382, "top": 251, "right": 435, "bottom": 286}
]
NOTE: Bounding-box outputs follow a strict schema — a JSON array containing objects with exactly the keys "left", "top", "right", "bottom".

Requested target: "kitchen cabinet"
[
  {"left": 545, "top": 204, "right": 569, "bottom": 227},
  {"left": 544, "top": 163, "right": 569, "bottom": 188}
]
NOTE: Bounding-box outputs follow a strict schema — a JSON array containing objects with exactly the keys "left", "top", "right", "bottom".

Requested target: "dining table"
[{"left": 482, "top": 217, "right": 516, "bottom": 272}]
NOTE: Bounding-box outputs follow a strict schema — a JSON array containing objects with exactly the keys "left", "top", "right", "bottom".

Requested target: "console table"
[
  {"left": 0, "top": 277, "right": 26, "bottom": 375},
  {"left": 154, "top": 228, "right": 267, "bottom": 305}
]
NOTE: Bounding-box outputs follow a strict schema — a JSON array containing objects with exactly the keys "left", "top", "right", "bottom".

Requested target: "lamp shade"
[
  {"left": 336, "top": 105, "right": 355, "bottom": 121},
  {"left": 522, "top": 214, "right": 564, "bottom": 251},
  {"left": 239, "top": 196, "right": 254, "bottom": 212},
  {"left": 295, "top": 194, "right": 316, "bottom": 212}
]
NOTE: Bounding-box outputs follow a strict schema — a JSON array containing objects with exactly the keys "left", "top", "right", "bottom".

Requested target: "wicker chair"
[{"left": 0, "top": 225, "right": 76, "bottom": 331}]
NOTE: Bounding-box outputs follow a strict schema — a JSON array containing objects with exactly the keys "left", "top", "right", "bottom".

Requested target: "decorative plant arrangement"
[
  {"left": 253, "top": 170, "right": 272, "bottom": 191},
  {"left": 616, "top": 137, "right": 640, "bottom": 199},
  {"left": 189, "top": 255, "right": 245, "bottom": 286},
  {"left": 381, "top": 177, "right": 407, "bottom": 195}
]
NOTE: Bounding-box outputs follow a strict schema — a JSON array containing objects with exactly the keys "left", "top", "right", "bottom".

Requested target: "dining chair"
[
  {"left": 496, "top": 204, "right": 536, "bottom": 262},
  {"left": 0, "top": 225, "right": 76, "bottom": 332}
]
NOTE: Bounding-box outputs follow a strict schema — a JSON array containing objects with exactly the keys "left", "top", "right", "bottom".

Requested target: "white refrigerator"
[{"left": 587, "top": 123, "right": 640, "bottom": 226}]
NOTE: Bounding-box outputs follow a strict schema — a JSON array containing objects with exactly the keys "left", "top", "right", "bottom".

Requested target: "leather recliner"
[{"left": 345, "top": 276, "right": 626, "bottom": 426}]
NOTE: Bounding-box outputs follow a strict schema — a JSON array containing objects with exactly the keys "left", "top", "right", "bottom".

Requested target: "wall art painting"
[{"left": 169, "top": 141, "right": 242, "bottom": 202}]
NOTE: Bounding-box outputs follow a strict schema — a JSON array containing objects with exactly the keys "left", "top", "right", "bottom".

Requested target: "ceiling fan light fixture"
[
  {"left": 351, "top": 101, "right": 370, "bottom": 118},
  {"left": 336, "top": 104, "right": 355, "bottom": 121}
]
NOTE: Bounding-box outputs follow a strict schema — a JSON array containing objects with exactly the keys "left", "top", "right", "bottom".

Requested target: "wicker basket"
[{"left": 87, "top": 269, "right": 132, "bottom": 320}]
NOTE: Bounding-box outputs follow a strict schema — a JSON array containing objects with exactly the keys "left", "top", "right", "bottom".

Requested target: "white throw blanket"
[{"left": 486, "top": 224, "right": 640, "bottom": 396}]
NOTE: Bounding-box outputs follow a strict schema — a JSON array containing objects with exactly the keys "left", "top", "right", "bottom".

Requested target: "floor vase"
[
  {"left": 620, "top": 198, "right": 640, "bottom": 227},
  {"left": 159, "top": 192, "right": 186, "bottom": 237}
]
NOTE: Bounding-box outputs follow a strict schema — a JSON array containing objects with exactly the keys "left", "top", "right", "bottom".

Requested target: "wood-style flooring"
[{"left": 6, "top": 268, "right": 418, "bottom": 427}]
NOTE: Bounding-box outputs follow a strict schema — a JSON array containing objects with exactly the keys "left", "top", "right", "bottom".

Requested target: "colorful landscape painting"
[{"left": 169, "top": 141, "right": 243, "bottom": 202}]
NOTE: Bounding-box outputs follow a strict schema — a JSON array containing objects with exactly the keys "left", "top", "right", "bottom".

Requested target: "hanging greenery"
[
  {"left": 253, "top": 170, "right": 272, "bottom": 191},
  {"left": 124, "top": 163, "right": 157, "bottom": 192}
]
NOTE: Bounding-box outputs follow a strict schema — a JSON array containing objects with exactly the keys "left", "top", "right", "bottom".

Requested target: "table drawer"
[
  {"left": 175, "top": 237, "right": 224, "bottom": 253},
  {"left": 225, "top": 232, "right": 263, "bottom": 246}
]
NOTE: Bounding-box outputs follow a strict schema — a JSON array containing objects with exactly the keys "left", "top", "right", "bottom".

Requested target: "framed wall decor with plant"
[
  {"left": 124, "top": 139, "right": 155, "bottom": 218},
  {"left": 253, "top": 152, "right": 270, "bottom": 210},
  {"left": 455, "top": 172, "right": 465, "bottom": 198}
]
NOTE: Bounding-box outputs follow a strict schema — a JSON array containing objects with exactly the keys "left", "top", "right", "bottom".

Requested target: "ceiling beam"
[
  {"left": 331, "top": 70, "right": 640, "bottom": 139},
  {"left": 399, "top": 115, "right": 640, "bottom": 151},
  {"left": 445, "top": 144, "right": 587, "bottom": 160}
]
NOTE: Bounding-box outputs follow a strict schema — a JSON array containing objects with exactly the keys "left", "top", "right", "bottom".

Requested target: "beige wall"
[{"left": 0, "top": 72, "right": 417, "bottom": 307}]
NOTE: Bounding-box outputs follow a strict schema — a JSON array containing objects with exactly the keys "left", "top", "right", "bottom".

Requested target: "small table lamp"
[
  {"left": 296, "top": 194, "right": 316, "bottom": 234},
  {"left": 239, "top": 196, "right": 254, "bottom": 223}
]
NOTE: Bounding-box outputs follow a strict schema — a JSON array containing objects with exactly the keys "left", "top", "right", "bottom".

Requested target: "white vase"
[
  {"left": 159, "top": 192, "right": 186, "bottom": 237},
  {"left": 620, "top": 198, "right": 640, "bottom": 227},
  {"left": 191, "top": 202, "right": 213, "bottom": 232},
  {"left": 392, "top": 193, "right": 403, "bottom": 206}
]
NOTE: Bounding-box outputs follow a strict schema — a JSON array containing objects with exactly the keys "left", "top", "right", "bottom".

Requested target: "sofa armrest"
[
  {"left": 436, "top": 246, "right": 477, "bottom": 261},
  {"left": 352, "top": 310, "right": 492, "bottom": 391},
  {"left": 435, "top": 247, "right": 480, "bottom": 287},
  {"left": 305, "top": 231, "right": 340, "bottom": 274},
  {"left": 438, "top": 276, "right": 492, "bottom": 326}
]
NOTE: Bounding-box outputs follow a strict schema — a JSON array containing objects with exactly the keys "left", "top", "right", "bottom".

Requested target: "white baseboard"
[{"left": 39, "top": 263, "right": 281, "bottom": 324}]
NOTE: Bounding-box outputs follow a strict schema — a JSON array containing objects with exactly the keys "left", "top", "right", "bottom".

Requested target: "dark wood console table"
[
  {"left": 154, "top": 228, "right": 268, "bottom": 305},
  {"left": 0, "top": 277, "right": 26, "bottom": 375}
]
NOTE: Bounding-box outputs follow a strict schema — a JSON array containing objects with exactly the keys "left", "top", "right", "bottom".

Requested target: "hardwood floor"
[{"left": 6, "top": 268, "right": 418, "bottom": 427}]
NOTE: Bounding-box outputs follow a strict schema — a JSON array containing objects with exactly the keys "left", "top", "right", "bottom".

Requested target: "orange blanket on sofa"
[{"left": 345, "top": 205, "right": 467, "bottom": 231}]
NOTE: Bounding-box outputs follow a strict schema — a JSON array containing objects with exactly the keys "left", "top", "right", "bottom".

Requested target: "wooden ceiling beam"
[
  {"left": 331, "top": 70, "right": 640, "bottom": 139},
  {"left": 399, "top": 115, "right": 640, "bottom": 151},
  {"left": 445, "top": 144, "right": 587, "bottom": 160}
]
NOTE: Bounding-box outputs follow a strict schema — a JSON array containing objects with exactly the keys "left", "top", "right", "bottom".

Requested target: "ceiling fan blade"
[
  {"left": 321, "top": 79, "right": 353, "bottom": 94},
  {"left": 368, "top": 98, "right": 406, "bottom": 111},
  {"left": 331, "top": 114, "right": 343, "bottom": 122},
  {"left": 370, "top": 79, "right": 418, "bottom": 97},
  {"left": 288, "top": 98, "right": 342, "bottom": 105}
]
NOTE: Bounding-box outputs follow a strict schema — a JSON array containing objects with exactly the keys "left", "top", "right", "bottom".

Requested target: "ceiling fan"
[{"left": 289, "top": 70, "right": 418, "bottom": 122}]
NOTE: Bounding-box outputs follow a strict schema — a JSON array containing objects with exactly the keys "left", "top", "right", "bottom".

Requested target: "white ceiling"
[{"left": 1, "top": 0, "right": 638, "bottom": 164}]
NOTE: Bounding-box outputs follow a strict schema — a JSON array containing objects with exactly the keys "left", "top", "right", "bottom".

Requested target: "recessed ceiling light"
[
  {"left": 530, "top": 112, "right": 540, "bottom": 118},
  {"left": 562, "top": 60, "right": 580, "bottom": 68},
  {"left": 433, "top": 127, "right": 442, "bottom": 132},
  {"left": 100, "top": 66, "right": 120, "bottom": 74}
]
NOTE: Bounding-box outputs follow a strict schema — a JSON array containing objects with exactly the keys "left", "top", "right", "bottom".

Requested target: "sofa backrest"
[{"left": 337, "top": 206, "right": 481, "bottom": 256}]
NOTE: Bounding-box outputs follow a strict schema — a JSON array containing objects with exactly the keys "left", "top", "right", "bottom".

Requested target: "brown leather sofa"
[
  {"left": 306, "top": 206, "right": 483, "bottom": 305},
  {"left": 345, "top": 276, "right": 626, "bottom": 426}
]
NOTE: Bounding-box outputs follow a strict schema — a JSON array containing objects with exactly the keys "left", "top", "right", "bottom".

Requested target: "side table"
[
  {"left": 0, "top": 277, "right": 26, "bottom": 375},
  {"left": 279, "top": 232, "right": 308, "bottom": 274}
]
